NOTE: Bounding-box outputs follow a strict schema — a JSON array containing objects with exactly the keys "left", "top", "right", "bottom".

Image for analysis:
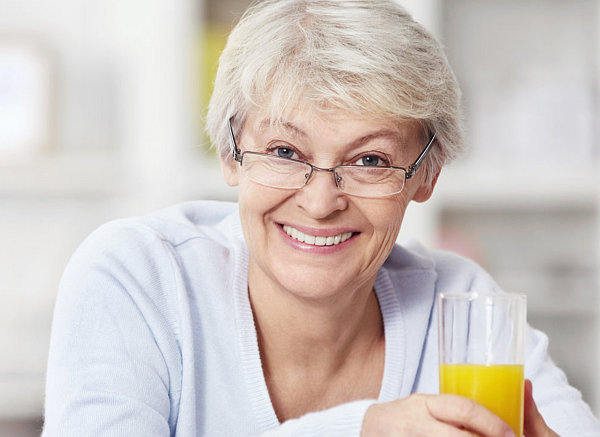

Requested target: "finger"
[
  {"left": 524, "top": 379, "right": 539, "bottom": 434},
  {"left": 426, "top": 394, "right": 517, "bottom": 437},
  {"left": 426, "top": 422, "right": 482, "bottom": 437},
  {"left": 523, "top": 379, "right": 558, "bottom": 437},
  {"left": 362, "top": 397, "right": 482, "bottom": 437}
]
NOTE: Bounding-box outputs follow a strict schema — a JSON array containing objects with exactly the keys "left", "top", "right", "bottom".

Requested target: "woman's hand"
[
  {"left": 361, "top": 393, "right": 517, "bottom": 437},
  {"left": 523, "top": 380, "right": 559, "bottom": 437}
]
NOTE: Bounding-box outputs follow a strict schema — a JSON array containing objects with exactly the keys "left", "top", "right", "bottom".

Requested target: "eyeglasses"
[{"left": 227, "top": 117, "right": 435, "bottom": 198}]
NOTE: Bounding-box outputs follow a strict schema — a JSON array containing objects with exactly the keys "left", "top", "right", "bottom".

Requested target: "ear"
[
  {"left": 220, "top": 156, "right": 239, "bottom": 187},
  {"left": 412, "top": 168, "right": 441, "bottom": 203}
]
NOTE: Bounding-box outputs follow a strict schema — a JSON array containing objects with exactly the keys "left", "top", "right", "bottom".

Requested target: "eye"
[
  {"left": 266, "top": 142, "right": 299, "bottom": 160},
  {"left": 354, "top": 154, "right": 390, "bottom": 167},
  {"left": 275, "top": 147, "right": 296, "bottom": 159}
]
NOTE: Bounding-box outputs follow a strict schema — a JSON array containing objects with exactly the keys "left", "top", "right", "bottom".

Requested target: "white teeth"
[{"left": 282, "top": 225, "right": 353, "bottom": 246}]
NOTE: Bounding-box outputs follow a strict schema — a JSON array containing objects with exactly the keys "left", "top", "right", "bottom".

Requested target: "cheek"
[
  {"left": 237, "top": 183, "right": 266, "bottom": 243},
  {"left": 367, "top": 195, "right": 411, "bottom": 235},
  {"left": 237, "top": 182, "right": 290, "bottom": 230},
  {"left": 357, "top": 200, "right": 408, "bottom": 273}
]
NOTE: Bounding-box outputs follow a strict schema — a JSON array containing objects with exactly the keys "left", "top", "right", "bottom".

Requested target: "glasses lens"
[
  {"left": 336, "top": 166, "right": 406, "bottom": 197},
  {"left": 241, "top": 153, "right": 310, "bottom": 189}
]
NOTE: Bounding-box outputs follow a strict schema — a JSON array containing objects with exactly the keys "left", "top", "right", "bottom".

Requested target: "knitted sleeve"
[
  {"left": 258, "top": 400, "right": 376, "bottom": 437},
  {"left": 42, "top": 221, "right": 183, "bottom": 437},
  {"left": 524, "top": 327, "right": 600, "bottom": 436}
]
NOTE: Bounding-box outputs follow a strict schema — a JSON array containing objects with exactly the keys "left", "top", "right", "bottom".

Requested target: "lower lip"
[{"left": 276, "top": 224, "right": 357, "bottom": 254}]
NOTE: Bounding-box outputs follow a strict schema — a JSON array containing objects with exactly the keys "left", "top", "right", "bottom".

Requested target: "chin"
[{"left": 273, "top": 268, "right": 362, "bottom": 303}]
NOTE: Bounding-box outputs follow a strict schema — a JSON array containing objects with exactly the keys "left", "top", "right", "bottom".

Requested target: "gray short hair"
[{"left": 206, "top": 0, "right": 463, "bottom": 184}]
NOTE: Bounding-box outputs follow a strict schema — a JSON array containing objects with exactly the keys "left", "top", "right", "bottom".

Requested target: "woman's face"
[{"left": 222, "top": 109, "right": 438, "bottom": 301}]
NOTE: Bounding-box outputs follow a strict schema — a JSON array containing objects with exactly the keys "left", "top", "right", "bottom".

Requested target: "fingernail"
[{"left": 505, "top": 430, "right": 517, "bottom": 437}]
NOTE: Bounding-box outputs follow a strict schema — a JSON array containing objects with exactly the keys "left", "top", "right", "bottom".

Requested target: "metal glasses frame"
[{"left": 227, "top": 116, "right": 436, "bottom": 193}]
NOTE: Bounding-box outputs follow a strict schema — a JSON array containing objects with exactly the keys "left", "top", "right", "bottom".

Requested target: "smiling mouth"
[{"left": 282, "top": 225, "right": 355, "bottom": 246}]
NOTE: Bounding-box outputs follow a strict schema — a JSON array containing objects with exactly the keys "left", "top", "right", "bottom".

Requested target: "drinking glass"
[{"left": 438, "top": 292, "right": 527, "bottom": 437}]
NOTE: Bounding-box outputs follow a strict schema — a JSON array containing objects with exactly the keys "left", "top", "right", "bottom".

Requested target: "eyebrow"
[
  {"left": 257, "top": 118, "right": 307, "bottom": 138},
  {"left": 351, "top": 131, "right": 407, "bottom": 150},
  {"left": 256, "top": 118, "right": 407, "bottom": 150}
]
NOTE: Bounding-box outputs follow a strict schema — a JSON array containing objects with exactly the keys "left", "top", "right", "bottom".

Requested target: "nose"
[{"left": 295, "top": 167, "right": 348, "bottom": 219}]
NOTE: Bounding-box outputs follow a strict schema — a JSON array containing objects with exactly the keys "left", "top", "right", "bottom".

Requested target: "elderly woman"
[{"left": 43, "top": 0, "right": 599, "bottom": 436}]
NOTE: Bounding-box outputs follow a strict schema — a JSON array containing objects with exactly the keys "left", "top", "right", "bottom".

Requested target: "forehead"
[{"left": 243, "top": 107, "right": 422, "bottom": 144}]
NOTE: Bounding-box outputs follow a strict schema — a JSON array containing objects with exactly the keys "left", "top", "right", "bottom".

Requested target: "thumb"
[{"left": 523, "top": 379, "right": 556, "bottom": 437}]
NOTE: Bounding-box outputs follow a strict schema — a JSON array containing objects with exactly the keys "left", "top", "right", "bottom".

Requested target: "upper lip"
[{"left": 278, "top": 222, "right": 359, "bottom": 237}]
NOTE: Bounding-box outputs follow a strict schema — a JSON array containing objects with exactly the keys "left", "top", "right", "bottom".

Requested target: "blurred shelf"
[
  {"left": 180, "top": 153, "right": 239, "bottom": 202},
  {"left": 434, "top": 163, "right": 600, "bottom": 209},
  {"left": 0, "top": 151, "right": 122, "bottom": 199},
  {"left": 0, "top": 419, "right": 43, "bottom": 437},
  {"left": 0, "top": 375, "right": 44, "bottom": 420}
]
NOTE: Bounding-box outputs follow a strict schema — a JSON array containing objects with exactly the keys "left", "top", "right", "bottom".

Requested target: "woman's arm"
[
  {"left": 524, "top": 326, "right": 600, "bottom": 436},
  {"left": 42, "top": 223, "right": 181, "bottom": 437},
  {"left": 256, "top": 394, "right": 515, "bottom": 437}
]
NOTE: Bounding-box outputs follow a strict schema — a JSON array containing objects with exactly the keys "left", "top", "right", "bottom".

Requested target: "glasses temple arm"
[
  {"left": 228, "top": 116, "right": 242, "bottom": 162},
  {"left": 406, "top": 133, "right": 436, "bottom": 179}
]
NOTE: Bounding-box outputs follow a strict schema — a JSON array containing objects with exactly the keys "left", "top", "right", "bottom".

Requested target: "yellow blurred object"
[{"left": 198, "top": 24, "right": 230, "bottom": 151}]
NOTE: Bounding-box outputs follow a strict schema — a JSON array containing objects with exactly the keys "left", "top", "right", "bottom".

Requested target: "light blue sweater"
[{"left": 43, "top": 201, "right": 600, "bottom": 436}]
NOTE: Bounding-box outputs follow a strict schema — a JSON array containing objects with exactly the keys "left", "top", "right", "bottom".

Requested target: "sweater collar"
[{"left": 375, "top": 260, "right": 438, "bottom": 401}]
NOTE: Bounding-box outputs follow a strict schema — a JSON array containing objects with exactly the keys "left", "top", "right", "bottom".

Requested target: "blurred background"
[{"left": 0, "top": 0, "right": 598, "bottom": 435}]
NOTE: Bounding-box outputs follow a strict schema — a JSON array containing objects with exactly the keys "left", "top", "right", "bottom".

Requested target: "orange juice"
[{"left": 439, "top": 364, "right": 524, "bottom": 437}]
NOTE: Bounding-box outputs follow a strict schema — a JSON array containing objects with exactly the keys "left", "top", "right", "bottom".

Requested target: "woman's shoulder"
[
  {"left": 386, "top": 239, "right": 500, "bottom": 293},
  {"left": 83, "top": 200, "right": 241, "bottom": 252},
  {"left": 63, "top": 200, "right": 244, "bottom": 291},
  {"left": 57, "top": 201, "right": 244, "bottom": 323}
]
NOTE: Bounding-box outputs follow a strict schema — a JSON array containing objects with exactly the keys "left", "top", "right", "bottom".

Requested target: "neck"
[{"left": 248, "top": 265, "right": 384, "bottom": 377}]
